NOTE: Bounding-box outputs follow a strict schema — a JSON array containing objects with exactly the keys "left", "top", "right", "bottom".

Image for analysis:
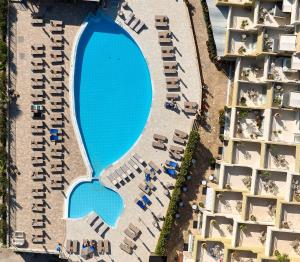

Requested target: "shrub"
[
  {"left": 200, "top": 0, "right": 217, "bottom": 62},
  {"left": 155, "top": 131, "right": 200, "bottom": 256}
]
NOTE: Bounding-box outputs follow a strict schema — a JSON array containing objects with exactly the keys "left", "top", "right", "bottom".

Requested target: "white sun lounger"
[
  {"left": 149, "top": 161, "right": 160, "bottom": 173},
  {"left": 130, "top": 18, "right": 140, "bottom": 29},
  {"left": 133, "top": 153, "right": 145, "bottom": 165},
  {"left": 129, "top": 159, "right": 139, "bottom": 171},
  {"left": 108, "top": 173, "right": 119, "bottom": 186},
  {"left": 121, "top": 164, "right": 133, "bottom": 176},
  {"left": 116, "top": 168, "right": 127, "bottom": 180},
  {"left": 92, "top": 218, "right": 103, "bottom": 232},
  {"left": 125, "top": 13, "right": 134, "bottom": 25},
  {"left": 98, "top": 224, "right": 109, "bottom": 236},
  {"left": 113, "top": 170, "right": 123, "bottom": 182}
]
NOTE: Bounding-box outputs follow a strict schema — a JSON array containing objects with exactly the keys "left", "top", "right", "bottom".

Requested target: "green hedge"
[
  {"left": 155, "top": 131, "right": 200, "bottom": 256},
  {"left": 200, "top": 0, "right": 217, "bottom": 62}
]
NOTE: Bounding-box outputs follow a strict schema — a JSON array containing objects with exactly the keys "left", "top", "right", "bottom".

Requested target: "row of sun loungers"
[
  {"left": 120, "top": 223, "right": 141, "bottom": 254},
  {"left": 122, "top": 12, "right": 145, "bottom": 33},
  {"left": 86, "top": 212, "right": 110, "bottom": 237},
  {"left": 152, "top": 133, "right": 168, "bottom": 150},
  {"left": 183, "top": 101, "right": 199, "bottom": 115}
]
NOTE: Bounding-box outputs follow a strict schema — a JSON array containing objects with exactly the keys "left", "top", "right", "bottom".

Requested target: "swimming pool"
[{"left": 68, "top": 14, "right": 152, "bottom": 226}]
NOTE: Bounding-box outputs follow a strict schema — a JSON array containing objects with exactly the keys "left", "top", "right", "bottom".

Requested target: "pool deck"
[{"left": 9, "top": 0, "right": 201, "bottom": 261}]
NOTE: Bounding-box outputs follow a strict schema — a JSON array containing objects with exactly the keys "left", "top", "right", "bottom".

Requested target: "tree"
[{"left": 276, "top": 252, "right": 289, "bottom": 262}]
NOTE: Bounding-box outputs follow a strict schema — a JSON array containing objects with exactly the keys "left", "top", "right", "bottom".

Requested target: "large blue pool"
[{"left": 68, "top": 14, "right": 152, "bottom": 226}]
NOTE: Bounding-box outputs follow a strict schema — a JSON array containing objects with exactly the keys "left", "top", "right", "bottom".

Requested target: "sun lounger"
[
  {"left": 51, "top": 143, "right": 63, "bottom": 152},
  {"left": 31, "top": 49, "right": 45, "bottom": 56},
  {"left": 173, "top": 135, "right": 186, "bottom": 145},
  {"left": 128, "top": 159, "right": 139, "bottom": 171},
  {"left": 32, "top": 44, "right": 45, "bottom": 50},
  {"left": 32, "top": 171, "right": 45, "bottom": 181},
  {"left": 73, "top": 240, "right": 79, "bottom": 254},
  {"left": 32, "top": 58, "right": 43, "bottom": 65},
  {"left": 133, "top": 153, "right": 145, "bottom": 165},
  {"left": 32, "top": 233, "right": 44, "bottom": 244},
  {"left": 166, "top": 93, "right": 180, "bottom": 101},
  {"left": 125, "top": 13, "right": 134, "bottom": 25},
  {"left": 149, "top": 161, "right": 160, "bottom": 173},
  {"left": 51, "top": 42, "right": 63, "bottom": 49},
  {"left": 123, "top": 237, "right": 136, "bottom": 249},
  {"left": 161, "top": 45, "right": 174, "bottom": 53},
  {"left": 31, "top": 65, "right": 44, "bottom": 72},
  {"left": 124, "top": 228, "right": 136, "bottom": 239},
  {"left": 51, "top": 73, "right": 63, "bottom": 80},
  {"left": 31, "top": 80, "right": 44, "bottom": 88},
  {"left": 32, "top": 190, "right": 46, "bottom": 198},
  {"left": 153, "top": 134, "right": 168, "bottom": 142},
  {"left": 104, "top": 240, "right": 109, "bottom": 254},
  {"left": 31, "top": 139, "right": 45, "bottom": 150},
  {"left": 121, "top": 164, "right": 134, "bottom": 177},
  {"left": 138, "top": 183, "right": 151, "bottom": 195},
  {"left": 98, "top": 240, "right": 105, "bottom": 254},
  {"left": 51, "top": 20, "right": 63, "bottom": 27},
  {"left": 32, "top": 18, "right": 44, "bottom": 26},
  {"left": 86, "top": 212, "right": 98, "bottom": 226},
  {"left": 152, "top": 141, "right": 166, "bottom": 150},
  {"left": 139, "top": 193, "right": 152, "bottom": 206},
  {"left": 174, "top": 129, "right": 188, "bottom": 139},
  {"left": 166, "top": 77, "right": 180, "bottom": 84},
  {"left": 116, "top": 168, "right": 127, "bottom": 180},
  {"left": 107, "top": 173, "right": 120, "bottom": 187},
  {"left": 129, "top": 223, "right": 141, "bottom": 235},
  {"left": 184, "top": 101, "right": 198, "bottom": 108},
  {"left": 170, "top": 151, "right": 182, "bottom": 161},
  {"left": 134, "top": 21, "right": 145, "bottom": 33},
  {"left": 119, "top": 242, "right": 132, "bottom": 254},
  {"left": 51, "top": 35, "right": 63, "bottom": 43},
  {"left": 130, "top": 18, "right": 140, "bottom": 29},
  {"left": 51, "top": 160, "right": 63, "bottom": 168},
  {"left": 164, "top": 62, "right": 177, "bottom": 69},
  {"left": 184, "top": 107, "right": 197, "bottom": 114},
  {"left": 32, "top": 200, "right": 45, "bottom": 213},
  {"left": 50, "top": 26, "right": 63, "bottom": 34},
  {"left": 155, "top": 16, "right": 168, "bottom": 28},
  {"left": 32, "top": 158, "right": 44, "bottom": 167},
  {"left": 32, "top": 218, "right": 45, "bottom": 228},
  {"left": 98, "top": 224, "right": 109, "bottom": 236},
  {"left": 51, "top": 57, "right": 64, "bottom": 64},
  {"left": 155, "top": 15, "right": 168, "bottom": 23},
  {"left": 170, "top": 145, "right": 184, "bottom": 153},
  {"left": 164, "top": 68, "right": 177, "bottom": 75},
  {"left": 136, "top": 198, "right": 147, "bottom": 210},
  {"left": 92, "top": 218, "right": 103, "bottom": 232},
  {"left": 51, "top": 82, "right": 64, "bottom": 89},
  {"left": 165, "top": 168, "right": 176, "bottom": 177},
  {"left": 145, "top": 181, "right": 156, "bottom": 191}
]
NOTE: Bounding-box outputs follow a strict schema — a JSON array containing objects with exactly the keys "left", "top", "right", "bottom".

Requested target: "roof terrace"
[
  {"left": 195, "top": 240, "right": 225, "bottom": 262},
  {"left": 237, "top": 82, "right": 267, "bottom": 107},
  {"left": 255, "top": 170, "right": 287, "bottom": 198},
  {"left": 239, "top": 57, "right": 265, "bottom": 82},
  {"left": 245, "top": 196, "right": 277, "bottom": 223},
  {"left": 236, "top": 223, "right": 268, "bottom": 249},
  {"left": 271, "top": 231, "right": 300, "bottom": 259},
  {"left": 258, "top": 2, "right": 291, "bottom": 27},
  {"left": 232, "top": 141, "right": 261, "bottom": 167},
  {"left": 214, "top": 191, "right": 244, "bottom": 216},
  {"left": 265, "top": 144, "right": 296, "bottom": 171},
  {"left": 228, "top": 30, "right": 258, "bottom": 56},
  {"left": 279, "top": 203, "right": 300, "bottom": 230},
  {"left": 270, "top": 109, "right": 300, "bottom": 143},
  {"left": 234, "top": 108, "right": 265, "bottom": 140},
  {"left": 227, "top": 249, "right": 258, "bottom": 262},
  {"left": 205, "top": 215, "right": 234, "bottom": 239},
  {"left": 223, "top": 165, "right": 253, "bottom": 191},
  {"left": 230, "top": 6, "right": 255, "bottom": 30}
]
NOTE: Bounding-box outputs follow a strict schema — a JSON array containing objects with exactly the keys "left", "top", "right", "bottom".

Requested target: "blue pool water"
[{"left": 68, "top": 14, "right": 152, "bottom": 226}]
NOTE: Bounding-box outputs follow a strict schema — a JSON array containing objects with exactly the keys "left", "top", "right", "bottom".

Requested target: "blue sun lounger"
[
  {"left": 50, "top": 135, "right": 61, "bottom": 141},
  {"left": 50, "top": 128, "right": 58, "bottom": 134},
  {"left": 139, "top": 193, "right": 152, "bottom": 206},
  {"left": 135, "top": 198, "right": 146, "bottom": 210},
  {"left": 165, "top": 168, "right": 176, "bottom": 177}
]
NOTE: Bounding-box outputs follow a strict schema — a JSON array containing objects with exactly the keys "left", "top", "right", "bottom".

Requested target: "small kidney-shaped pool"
[{"left": 68, "top": 14, "right": 152, "bottom": 226}]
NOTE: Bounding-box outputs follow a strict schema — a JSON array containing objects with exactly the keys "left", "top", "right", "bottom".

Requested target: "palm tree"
[{"left": 210, "top": 219, "right": 217, "bottom": 227}]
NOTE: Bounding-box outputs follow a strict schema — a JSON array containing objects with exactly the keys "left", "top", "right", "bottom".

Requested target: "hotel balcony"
[
  {"left": 204, "top": 215, "right": 234, "bottom": 239},
  {"left": 234, "top": 108, "right": 265, "bottom": 140},
  {"left": 291, "top": 175, "right": 300, "bottom": 203},
  {"left": 227, "top": 31, "right": 258, "bottom": 56},
  {"left": 254, "top": 170, "right": 288, "bottom": 198},
  {"left": 272, "top": 82, "right": 300, "bottom": 108},
  {"left": 195, "top": 240, "right": 225, "bottom": 262},
  {"left": 222, "top": 165, "right": 253, "bottom": 191},
  {"left": 214, "top": 191, "right": 244, "bottom": 217},
  {"left": 232, "top": 141, "right": 261, "bottom": 167},
  {"left": 267, "top": 56, "right": 300, "bottom": 83},
  {"left": 265, "top": 144, "right": 296, "bottom": 171},
  {"left": 270, "top": 109, "right": 300, "bottom": 143},
  {"left": 279, "top": 203, "right": 300, "bottom": 231},
  {"left": 237, "top": 82, "right": 267, "bottom": 107},
  {"left": 244, "top": 196, "right": 277, "bottom": 223},
  {"left": 257, "top": 2, "right": 291, "bottom": 27},
  {"left": 236, "top": 223, "right": 268, "bottom": 249},
  {"left": 270, "top": 231, "right": 300, "bottom": 260},
  {"left": 230, "top": 7, "right": 255, "bottom": 30},
  {"left": 239, "top": 57, "right": 265, "bottom": 82}
]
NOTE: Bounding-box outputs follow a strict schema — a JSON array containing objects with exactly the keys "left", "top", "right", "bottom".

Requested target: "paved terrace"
[{"left": 9, "top": 0, "right": 202, "bottom": 261}]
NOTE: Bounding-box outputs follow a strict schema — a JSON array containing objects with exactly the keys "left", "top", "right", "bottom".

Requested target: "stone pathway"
[{"left": 166, "top": 0, "right": 229, "bottom": 259}]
